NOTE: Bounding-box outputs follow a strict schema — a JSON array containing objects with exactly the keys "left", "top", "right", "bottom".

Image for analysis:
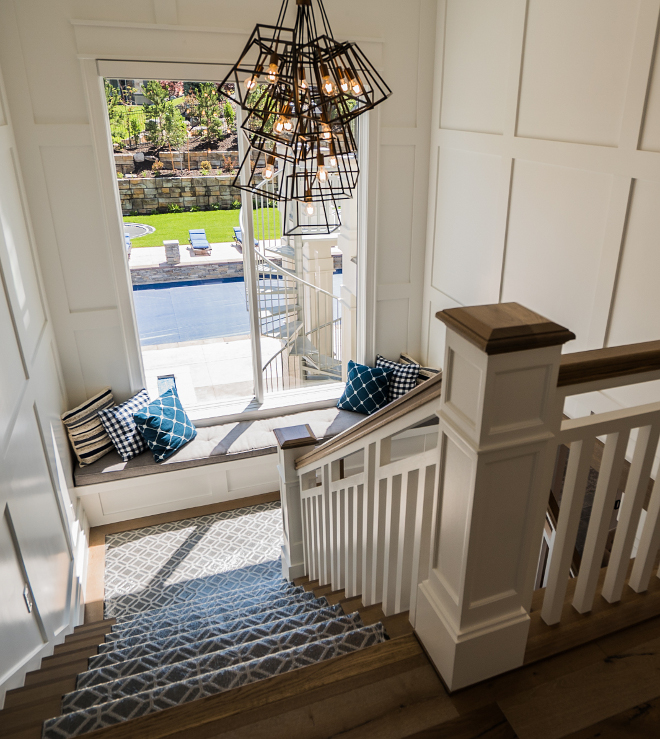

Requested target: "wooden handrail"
[
  {"left": 558, "top": 340, "right": 660, "bottom": 388},
  {"left": 294, "top": 372, "right": 443, "bottom": 470}
]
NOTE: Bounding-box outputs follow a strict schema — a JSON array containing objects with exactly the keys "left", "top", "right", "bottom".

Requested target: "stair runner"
[{"left": 41, "top": 569, "right": 387, "bottom": 738}]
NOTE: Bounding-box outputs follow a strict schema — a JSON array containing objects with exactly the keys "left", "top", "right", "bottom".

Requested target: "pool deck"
[{"left": 129, "top": 242, "right": 243, "bottom": 268}]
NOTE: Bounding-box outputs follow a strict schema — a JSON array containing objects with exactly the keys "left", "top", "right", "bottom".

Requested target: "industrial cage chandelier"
[{"left": 219, "top": 0, "right": 391, "bottom": 234}]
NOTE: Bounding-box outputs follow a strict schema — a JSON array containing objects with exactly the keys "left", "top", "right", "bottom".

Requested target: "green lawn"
[{"left": 123, "top": 209, "right": 281, "bottom": 247}]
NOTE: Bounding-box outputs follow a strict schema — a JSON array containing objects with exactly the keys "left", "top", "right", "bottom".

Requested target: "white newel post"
[
  {"left": 415, "top": 303, "right": 575, "bottom": 691},
  {"left": 274, "top": 425, "right": 319, "bottom": 581}
]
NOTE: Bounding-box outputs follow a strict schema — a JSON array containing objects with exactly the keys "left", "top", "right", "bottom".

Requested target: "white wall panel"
[
  {"left": 517, "top": 0, "right": 639, "bottom": 146},
  {"left": 40, "top": 146, "right": 117, "bottom": 313},
  {"left": 440, "top": 0, "right": 514, "bottom": 135},
  {"left": 0, "top": 514, "right": 45, "bottom": 685},
  {"left": 640, "top": 38, "right": 660, "bottom": 153},
  {"left": 431, "top": 147, "right": 503, "bottom": 305},
  {"left": 608, "top": 179, "right": 660, "bottom": 346},
  {"left": 4, "top": 405, "right": 71, "bottom": 637},
  {"left": 0, "top": 146, "right": 47, "bottom": 361},
  {"left": 74, "top": 327, "right": 132, "bottom": 401},
  {"left": 501, "top": 160, "right": 613, "bottom": 351},
  {"left": 376, "top": 298, "right": 410, "bottom": 360},
  {"left": 377, "top": 145, "right": 415, "bottom": 285},
  {"left": 0, "top": 273, "right": 27, "bottom": 444}
]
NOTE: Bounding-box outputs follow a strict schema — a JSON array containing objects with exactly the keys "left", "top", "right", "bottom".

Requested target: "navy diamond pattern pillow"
[
  {"left": 337, "top": 360, "right": 394, "bottom": 416},
  {"left": 98, "top": 389, "right": 150, "bottom": 462},
  {"left": 376, "top": 355, "right": 420, "bottom": 401},
  {"left": 133, "top": 389, "right": 197, "bottom": 463}
]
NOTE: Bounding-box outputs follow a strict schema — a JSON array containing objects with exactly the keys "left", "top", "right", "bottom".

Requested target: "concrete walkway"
[{"left": 129, "top": 242, "right": 243, "bottom": 268}]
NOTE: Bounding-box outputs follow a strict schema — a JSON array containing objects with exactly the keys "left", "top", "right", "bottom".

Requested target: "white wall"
[
  {"left": 0, "top": 0, "right": 436, "bottom": 414},
  {"left": 0, "top": 59, "right": 84, "bottom": 706},
  {"left": 422, "top": 0, "right": 660, "bottom": 419}
]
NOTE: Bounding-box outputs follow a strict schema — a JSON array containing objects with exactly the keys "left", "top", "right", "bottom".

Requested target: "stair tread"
[
  {"left": 79, "top": 606, "right": 347, "bottom": 687},
  {"left": 109, "top": 583, "right": 305, "bottom": 636},
  {"left": 90, "top": 601, "right": 340, "bottom": 666},
  {"left": 43, "top": 625, "right": 387, "bottom": 738},
  {"left": 101, "top": 593, "right": 328, "bottom": 650},
  {"left": 62, "top": 615, "right": 367, "bottom": 713}
]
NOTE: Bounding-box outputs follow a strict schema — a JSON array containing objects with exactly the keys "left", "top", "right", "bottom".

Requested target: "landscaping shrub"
[
  {"left": 152, "top": 160, "right": 164, "bottom": 174},
  {"left": 189, "top": 206, "right": 201, "bottom": 212},
  {"left": 222, "top": 155, "right": 233, "bottom": 173},
  {"left": 231, "top": 200, "right": 242, "bottom": 210},
  {"left": 117, "top": 171, "right": 124, "bottom": 178},
  {"left": 167, "top": 204, "right": 183, "bottom": 213},
  {"left": 200, "top": 160, "right": 212, "bottom": 175}
]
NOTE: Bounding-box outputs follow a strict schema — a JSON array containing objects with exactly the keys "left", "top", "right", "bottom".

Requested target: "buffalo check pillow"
[
  {"left": 98, "top": 389, "right": 150, "bottom": 462},
  {"left": 376, "top": 355, "right": 420, "bottom": 402},
  {"left": 337, "top": 360, "right": 394, "bottom": 415}
]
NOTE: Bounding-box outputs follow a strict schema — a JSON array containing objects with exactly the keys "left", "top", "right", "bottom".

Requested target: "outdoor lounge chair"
[
  {"left": 189, "top": 229, "right": 211, "bottom": 254},
  {"left": 233, "top": 227, "right": 259, "bottom": 248}
]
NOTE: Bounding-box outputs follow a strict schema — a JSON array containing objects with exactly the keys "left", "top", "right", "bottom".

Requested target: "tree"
[
  {"left": 104, "top": 80, "right": 129, "bottom": 148},
  {"left": 143, "top": 80, "right": 173, "bottom": 148},
  {"left": 160, "top": 80, "right": 184, "bottom": 99},
  {"left": 193, "top": 82, "right": 224, "bottom": 141},
  {"left": 223, "top": 101, "right": 236, "bottom": 133}
]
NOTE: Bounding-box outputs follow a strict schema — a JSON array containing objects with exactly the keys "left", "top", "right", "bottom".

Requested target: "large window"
[{"left": 103, "top": 74, "right": 360, "bottom": 415}]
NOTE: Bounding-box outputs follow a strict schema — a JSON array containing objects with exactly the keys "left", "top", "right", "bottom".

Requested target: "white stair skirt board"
[{"left": 76, "top": 454, "right": 279, "bottom": 527}]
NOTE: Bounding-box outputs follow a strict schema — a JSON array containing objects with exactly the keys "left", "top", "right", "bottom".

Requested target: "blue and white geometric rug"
[{"left": 104, "top": 501, "right": 283, "bottom": 619}]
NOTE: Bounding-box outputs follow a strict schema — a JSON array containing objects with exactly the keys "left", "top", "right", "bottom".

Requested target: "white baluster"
[
  {"left": 382, "top": 475, "right": 402, "bottom": 616},
  {"left": 541, "top": 437, "right": 594, "bottom": 625},
  {"left": 395, "top": 468, "right": 420, "bottom": 614},
  {"left": 602, "top": 423, "right": 660, "bottom": 603},
  {"left": 572, "top": 430, "right": 629, "bottom": 613},
  {"left": 409, "top": 462, "right": 437, "bottom": 626},
  {"left": 361, "top": 442, "right": 377, "bottom": 605},
  {"left": 320, "top": 463, "right": 332, "bottom": 586},
  {"left": 630, "top": 474, "right": 660, "bottom": 592},
  {"left": 344, "top": 486, "right": 355, "bottom": 597}
]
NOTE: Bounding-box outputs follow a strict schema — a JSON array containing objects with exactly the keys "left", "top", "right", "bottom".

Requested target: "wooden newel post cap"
[
  {"left": 273, "top": 424, "right": 318, "bottom": 450},
  {"left": 436, "top": 303, "right": 576, "bottom": 355}
]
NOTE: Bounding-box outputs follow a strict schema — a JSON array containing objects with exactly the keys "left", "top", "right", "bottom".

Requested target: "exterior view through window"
[{"left": 104, "top": 77, "right": 358, "bottom": 414}]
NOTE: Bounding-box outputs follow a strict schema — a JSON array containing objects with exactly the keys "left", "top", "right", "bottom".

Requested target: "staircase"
[
  {"left": 15, "top": 569, "right": 387, "bottom": 738},
  {"left": 249, "top": 182, "right": 343, "bottom": 392}
]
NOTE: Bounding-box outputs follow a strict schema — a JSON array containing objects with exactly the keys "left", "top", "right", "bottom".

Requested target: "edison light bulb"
[
  {"left": 317, "top": 167, "right": 328, "bottom": 183},
  {"left": 351, "top": 75, "right": 363, "bottom": 95},
  {"left": 268, "top": 55, "right": 279, "bottom": 84},
  {"left": 320, "top": 64, "right": 335, "bottom": 95},
  {"left": 337, "top": 67, "right": 350, "bottom": 93},
  {"left": 275, "top": 117, "right": 285, "bottom": 133},
  {"left": 263, "top": 156, "right": 275, "bottom": 180},
  {"left": 299, "top": 68, "right": 308, "bottom": 91},
  {"left": 305, "top": 200, "right": 315, "bottom": 216},
  {"left": 245, "top": 65, "right": 262, "bottom": 90},
  {"left": 322, "top": 124, "right": 331, "bottom": 140},
  {"left": 329, "top": 144, "right": 338, "bottom": 167},
  {"left": 283, "top": 118, "right": 293, "bottom": 132}
]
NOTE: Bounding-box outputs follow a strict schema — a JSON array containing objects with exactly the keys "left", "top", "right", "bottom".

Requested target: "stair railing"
[
  {"left": 248, "top": 177, "right": 344, "bottom": 393},
  {"left": 275, "top": 302, "right": 660, "bottom": 693}
]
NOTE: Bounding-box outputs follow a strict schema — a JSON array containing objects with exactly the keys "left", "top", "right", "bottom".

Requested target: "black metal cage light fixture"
[{"left": 219, "top": 0, "right": 391, "bottom": 234}]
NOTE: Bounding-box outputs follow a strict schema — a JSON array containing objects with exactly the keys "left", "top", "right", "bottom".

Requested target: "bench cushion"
[{"left": 74, "top": 408, "right": 363, "bottom": 487}]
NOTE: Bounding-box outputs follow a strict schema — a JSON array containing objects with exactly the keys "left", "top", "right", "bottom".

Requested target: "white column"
[
  {"left": 415, "top": 303, "right": 574, "bottom": 691},
  {"left": 275, "top": 425, "right": 318, "bottom": 581}
]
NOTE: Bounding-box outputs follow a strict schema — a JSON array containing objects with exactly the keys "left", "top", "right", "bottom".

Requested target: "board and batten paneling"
[
  {"left": 423, "top": 0, "right": 660, "bottom": 420},
  {"left": 0, "top": 61, "right": 82, "bottom": 707}
]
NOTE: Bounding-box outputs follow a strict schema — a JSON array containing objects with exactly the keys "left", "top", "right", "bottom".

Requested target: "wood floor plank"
[
  {"left": 499, "top": 635, "right": 660, "bottom": 739},
  {"left": 562, "top": 695, "right": 660, "bottom": 738},
  {"left": 407, "top": 704, "right": 518, "bottom": 739},
  {"left": 449, "top": 643, "right": 606, "bottom": 716}
]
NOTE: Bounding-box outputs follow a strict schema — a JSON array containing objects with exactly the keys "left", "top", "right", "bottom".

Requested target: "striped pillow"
[
  {"left": 399, "top": 354, "right": 441, "bottom": 385},
  {"left": 61, "top": 388, "right": 116, "bottom": 466}
]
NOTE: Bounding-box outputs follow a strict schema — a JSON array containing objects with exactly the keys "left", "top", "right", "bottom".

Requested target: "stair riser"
[
  {"left": 103, "top": 593, "right": 323, "bottom": 646},
  {"left": 43, "top": 626, "right": 386, "bottom": 739},
  {"left": 93, "top": 600, "right": 333, "bottom": 662},
  {"left": 62, "top": 616, "right": 365, "bottom": 713},
  {"left": 79, "top": 606, "right": 345, "bottom": 688}
]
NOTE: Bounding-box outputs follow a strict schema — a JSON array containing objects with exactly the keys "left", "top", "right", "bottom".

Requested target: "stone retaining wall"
[
  {"left": 118, "top": 174, "right": 242, "bottom": 215},
  {"left": 129, "top": 254, "right": 343, "bottom": 285},
  {"left": 115, "top": 151, "right": 240, "bottom": 175}
]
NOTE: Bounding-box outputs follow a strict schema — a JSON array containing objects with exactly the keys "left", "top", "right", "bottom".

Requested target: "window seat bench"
[{"left": 73, "top": 407, "right": 364, "bottom": 526}]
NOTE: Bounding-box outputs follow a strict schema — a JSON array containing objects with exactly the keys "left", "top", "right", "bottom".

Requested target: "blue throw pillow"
[
  {"left": 337, "top": 360, "right": 394, "bottom": 415},
  {"left": 133, "top": 389, "right": 197, "bottom": 463}
]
